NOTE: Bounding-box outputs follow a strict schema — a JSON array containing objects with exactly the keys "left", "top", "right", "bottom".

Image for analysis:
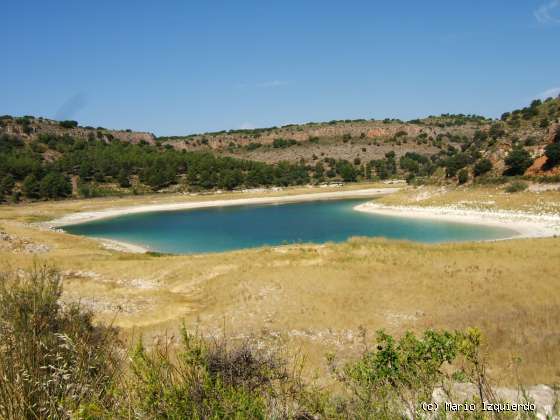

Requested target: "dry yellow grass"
[
  {"left": 378, "top": 183, "right": 560, "bottom": 214},
  {"left": 0, "top": 182, "right": 390, "bottom": 224},
  {"left": 0, "top": 183, "right": 559, "bottom": 385}
]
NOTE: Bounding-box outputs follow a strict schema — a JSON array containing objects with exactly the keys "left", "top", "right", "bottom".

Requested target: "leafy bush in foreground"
[
  {"left": 0, "top": 265, "right": 120, "bottom": 418},
  {"left": 123, "top": 330, "right": 301, "bottom": 418},
  {"left": 0, "top": 265, "right": 549, "bottom": 418},
  {"left": 327, "top": 328, "right": 497, "bottom": 419}
]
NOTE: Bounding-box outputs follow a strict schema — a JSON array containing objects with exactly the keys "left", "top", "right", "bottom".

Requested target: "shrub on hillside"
[
  {"left": 504, "top": 147, "right": 533, "bottom": 176},
  {"left": 405, "top": 173, "right": 415, "bottom": 184},
  {"left": 272, "top": 138, "right": 297, "bottom": 148},
  {"left": 0, "top": 175, "right": 15, "bottom": 197},
  {"left": 489, "top": 122, "right": 506, "bottom": 139},
  {"left": 22, "top": 174, "right": 40, "bottom": 198},
  {"left": 117, "top": 169, "right": 131, "bottom": 188},
  {"left": 473, "top": 158, "right": 493, "bottom": 176},
  {"left": 444, "top": 153, "right": 470, "bottom": 177},
  {"left": 39, "top": 171, "right": 72, "bottom": 198},
  {"left": 505, "top": 180, "right": 529, "bottom": 193},
  {"left": 245, "top": 142, "right": 261, "bottom": 151},
  {"left": 59, "top": 120, "right": 78, "bottom": 129},
  {"left": 545, "top": 142, "right": 560, "bottom": 168},
  {"left": 457, "top": 168, "right": 469, "bottom": 184},
  {"left": 336, "top": 160, "right": 358, "bottom": 182}
]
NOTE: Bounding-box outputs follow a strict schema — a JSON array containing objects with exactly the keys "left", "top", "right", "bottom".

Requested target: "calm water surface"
[{"left": 64, "top": 199, "right": 516, "bottom": 254}]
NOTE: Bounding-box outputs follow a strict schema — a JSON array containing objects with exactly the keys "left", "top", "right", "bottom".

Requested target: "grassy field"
[
  {"left": 378, "top": 183, "right": 560, "bottom": 213},
  {"left": 0, "top": 183, "right": 559, "bottom": 386}
]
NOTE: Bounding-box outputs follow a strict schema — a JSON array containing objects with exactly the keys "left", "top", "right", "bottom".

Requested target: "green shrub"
[
  {"left": 545, "top": 142, "right": 560, "bottom": 167},
  {"left": 59, "top": 120, "right": 78, "bottom": 129},
  {"left": 0, "top": 265, "right": 121, "bottom": 418},
  {"left": 22, "top": 174, "right": 40, "bottom": 198},
  {"left": 336, "top": 160, "right": 358, "bottom": 182},
  {"left": 444, "top": 153, "right": 470, "bottom": 177},
  {"left": 505, "top": 180, "right": 529, "bottom": 193},
  {"left": 245, "top": 142, "right": 262, "bottom": 151},
  {"left": 124, "top": 328, "right": 308, "bottom": 418},
  {"left": 39, "top": 171, "right": 72, "bottom": 198},
  {"left": 473, "top": 158, "right": 493, "bottom": 176},
  {"left": 117, "top": 169, "right": 131, "bottom": 188},
  {"left": 272, "top": 138, "right": 297, "bottom": 148},
  {"left": 406, "top": 173, "right": 416, "bottom": 184},
  {"left": 0, "top": 175, "right": 15, "bottom": 197},
  {"left": 524, "top": 136, "right": 538, "bottom": 146},
  {"left": 504, "top": 147, "right": 533, "bottom": 176},
  {"left": 78, "top": 181, "right": 92, "bottom": 198},
  {"left": 457, "top": 168, "right": 469, "bottom": 184},
  {"left": 0, "top": 266, "right": 522, "bottom": 418},
  {"left": 328, "top": 328, "right": 491, "bottom": 419}
]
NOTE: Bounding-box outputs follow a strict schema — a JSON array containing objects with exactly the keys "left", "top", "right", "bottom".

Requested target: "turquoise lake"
[{"left": 63, "top": 199, "right": 516, "bottom": 254}]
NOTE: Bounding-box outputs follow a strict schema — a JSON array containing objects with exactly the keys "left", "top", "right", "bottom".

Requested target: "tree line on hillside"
[
  {"left": 0, "top": 132, "right": 318, "bottom": 202},
  {"left": 501, "top": 97, "right": 560, "bottom": 129},
  {"left": 2, "top": 96, "right": 559, "bottom": 202},
  {"left": 2, "top": 126, "right": 558, "bottom": 202}
]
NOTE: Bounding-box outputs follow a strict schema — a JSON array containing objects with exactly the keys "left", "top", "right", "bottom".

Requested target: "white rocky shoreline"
[
  {"left": 354, "top": 202, "right": 560, "bottom": 239},
  {"left": 44, "top": 188, "right": 400, "bottom": 228}
]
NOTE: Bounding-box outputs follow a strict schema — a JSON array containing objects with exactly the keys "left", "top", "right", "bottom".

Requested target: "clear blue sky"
[{"left": 1, "top": 1, "right": 559, "bottom": 136}]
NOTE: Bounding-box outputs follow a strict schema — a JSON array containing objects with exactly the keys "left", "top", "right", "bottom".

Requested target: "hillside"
[
  {"left": 0, "top": 115, "right": 312, "bottom": 202},
  {"left": 160, "top": 114, "right": 491, "bottom": 163},
  {"left": 162, "top": 96, "right": 560, "bottom": 179},
  {"left": 0, "top": 115, "right": 156, "bottom": 145},
  {"left": 1, "top": 96, "right": 559, "bottom": 204}
]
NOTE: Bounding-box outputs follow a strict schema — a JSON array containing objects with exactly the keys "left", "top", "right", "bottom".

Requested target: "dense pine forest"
[{"left": 0, "top": 123, "right": 312, "bottom": 201}]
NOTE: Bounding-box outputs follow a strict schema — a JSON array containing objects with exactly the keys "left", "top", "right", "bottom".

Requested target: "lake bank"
[
  {"left": 354, "top": 202, "right": 560, "bottom": 239},
  {"left": 61, "top": 198, "right": 517, "bottom": 254},
  {"left": 44, "top": 187, "right": 400, "bottom": 228},
  {"left": 43, "top": 184, "right": 560, "bottom": 254}
]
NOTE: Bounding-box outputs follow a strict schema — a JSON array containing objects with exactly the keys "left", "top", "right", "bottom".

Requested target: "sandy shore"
[
  {"left": 354, "top": 202, "right": 560, "bottom": 239},
  {"left": 96, "top": 238, "right": 152, "bottom": 253},
  {"left": 45, "top": 188, "right": 399, "bottom": 228}
]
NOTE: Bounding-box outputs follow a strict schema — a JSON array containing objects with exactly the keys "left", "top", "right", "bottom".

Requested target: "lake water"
[{"left": 64, "top": 199, "right": 516, "bottom": 254}]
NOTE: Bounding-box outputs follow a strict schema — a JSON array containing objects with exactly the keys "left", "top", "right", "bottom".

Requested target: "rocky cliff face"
[
  {"left": 160, "top": 98, "right": 560, "bottom": 178},
  {"left": 161, "top": 117, "right": 488, "bottom": 165},
  {"left": 0, "top": 116, "right": 156, "bottom": 145}
]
